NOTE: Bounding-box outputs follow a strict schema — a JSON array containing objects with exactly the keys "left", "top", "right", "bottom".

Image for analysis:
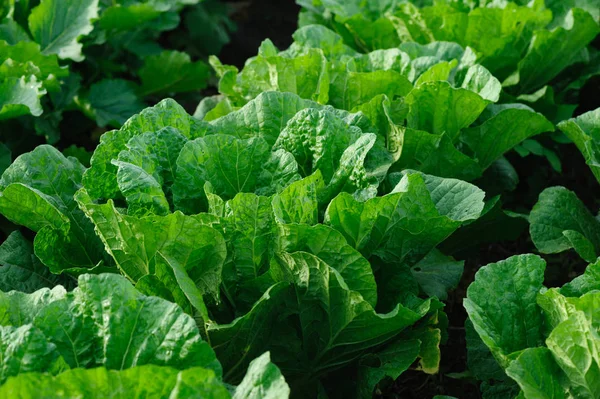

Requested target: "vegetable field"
[{"left": 0, "top": 0, "right": 599, "bottom": 398}]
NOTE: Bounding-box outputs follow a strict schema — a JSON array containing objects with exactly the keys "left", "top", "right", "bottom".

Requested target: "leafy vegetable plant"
[{"left": 0, "top": 0, "right": 233, "bottom": 167}]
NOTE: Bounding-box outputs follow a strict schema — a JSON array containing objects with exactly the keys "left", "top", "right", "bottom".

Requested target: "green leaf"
[
  {"left": 329, "top": 69, "right": 412, "bottom": 111},
  {"left": 505, "top": 347, "right": 567, "bottom": 399},
  {"left": 325, "top": 172, "right": 484, "bottom": 264},
  {"left": 514, "top": 8, "right": 600, "bottom": 94},
  {"left": 276, "top": 223, "right": 378, "bottom": 307},
  {"left": 546, "top": 311, "right": 600, "bottom": 398},
  {"left": 561, "top": 258, "right": 600, "bottom": 297},
  {"left": 464, "top": 254, "right": 545, "bottom": 368},
  {"left": 76, "top": 191, "right": 226, "bottom": 314},
  {"left": 530, "top": 187, "right": 600, "bottom": 261},
  {"left": 460, "top": 108, "right": 554, "bottom": 170},
  {"left": 88, "top": 79, "right": 145, "bottom": 128},
  {"left": 172, "top": 134, "right": 300, "bottom": 213},
  {"left": 0, "top": 145, "right": 109, "bottom": 272},
  {"left": 394, "top": 128, "right": 482, "bottom": 181},
  {"left": 114, "top": 127, "right": 188, "bottom": 216},
  {"left": 28, "top": 0, "right": 99, "bottom": 61},
  {"left": 270, "top": 251, "right": 432, "bottom": 380},
  {"left": 410, "top": 249, "right": 463, "bottom": 301},
  {"left": 0, "top": 231, "right": 74, "bottom": 293},
  {"left": 356, "top": 339, "right": 421, "bottom": 397},
  {"left": 83, "top": 98, "right": 211, "bottom": 200},
  {"left": 0, "top": 365, "right": 231, "bottom": 398},
  {"left": 405, "top": 81, "right": 488, "bottom": 140},
  {"left": 0, "top": 286, "right": 67, "bottom": 326},
  {"left": 0, "top": 76, "right": 45, "bottom": 120},
  {"left": 557, "top": 108, "right": 600, "bottom": 184},
  {"left": 1, "top": 273, "right": 222, "bottom": 376},
  {"left": 233, "top": 352, "right": 291, "bottom": 399},
  {"left": 272, "top": 172, "right": 325, "bottom": 225},
  {"left": 0, "top": 324, "right": 64, "bottom": 384},
  {"left": 138, "top": 50, "right": 211, "bottom": 96}
]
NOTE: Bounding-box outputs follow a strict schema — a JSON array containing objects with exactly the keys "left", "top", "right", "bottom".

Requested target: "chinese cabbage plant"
[{"left": 0, "top": 92, "right": 494, "bottom": 396}]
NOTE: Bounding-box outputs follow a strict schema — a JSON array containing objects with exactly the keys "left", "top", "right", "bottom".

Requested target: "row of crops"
[{"left": 0, "top": 0, "right": 599, "bottom": 398}]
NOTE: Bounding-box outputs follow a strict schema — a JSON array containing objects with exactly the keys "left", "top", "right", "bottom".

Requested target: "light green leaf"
[
  {"left": 460, "top": 108, "right": 553, "bottom": 170},
  {"left": 405, "top": 81, "right": 488, "bottom": 140},
  {"left": 172, "top": 134, "right": 299, "bottom": 213},
  {"left": 514, "top": 8, "right": 600, "bottom": 94},
  {"left": 0, "top": 145, "right": 109, "bottom": 272},
  {"left": 558, "top": 108, "right": 600, "bottom": 184},
  {"left": 28, "top": 0, "right": 99, "bottom": 61},
  {"left": 464, "top": 254, "right": 545, "bottom": 368},
  {"left": 276, "top": 223, "right": 378, "bottom": 307},
  {"left": 506, "top": 347, "right": 567, "bottom": 399},
  {"left": 76, "top": 191, "right": 226, "bottom": 314},
  {"left": 272, "top": 172, "right": 325, "bottom": 225},
  {"left": 0, "top": 76, "right": 45, "bottom": 120},
  {"left": 83, "top": 98, "right": 212, "bottom": 200},
  {"left": 0, "top": 365, "right": 230, "bottom": 399},
  {"left": 0, "top": 324, "right": 64, "bottom": 384},
  {"left": 530, "top": 187, "right": 600, "bottom": 260},
  {"left": 233, "top": 352, "right": 291, "bottom": 399}
]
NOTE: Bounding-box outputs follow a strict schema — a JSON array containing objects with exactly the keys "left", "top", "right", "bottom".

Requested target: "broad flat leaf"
[
  {"left": 172, "top": 134, "right": 300, "bottom": 213},
  {"left": 138, "top": 50, "right": 211, "bottom": 96},
  {"left": 0, "top": 286, "right": 67, "bottom": 326},
  {"left": 329, "top": 70, "right": 412, "bottom": 111},
  {"left": 28, "top": 0, "right": 99, "bottom": 61},
  {"left": 557, "top": 108, "right": 600, "bottom": 184},
  {"left": 0, "top": 145, "right": 109, "bottom": 272},
  {"left": 233, "top": 352, "right": 291, "bottom": 399},
  {"left": 530, "top": 187, "right": 600, "bottom": 261},
  {"left": 269, "top": 252, "right": 433, "bottom": 380},
  {"left": 88, "top": 79, "right": 145, "bottom": 128},
  {"left": 514, "top": 8, "right": 600, "bottom": 94},
  {"left": 0, "top": 41, "right": 67, "bottom": 89},
  {"left": 460, "top": 108, "right": 553, "bottom": 170},
  {"left": 220, "top": 193, "right": 276, "bottom": 306},
  {"left": 0, "top": 365, "right": 230, "bottom": 399},
  {"left": 0, "top": 231, "right": 74, "bottom": 293},
  {"left": 0, "top": 76, "right": 45, "bottom": 120},
  {"left": 76, "top": 190, "right": 226, "bottom": 316},
  {"left": 272, "top": 172, "right": 325, "bottom": 225},
  {"left": 506, "top": 347, "right": 567, "bottom": 399},
  {"left": 83, "top": 98, "right": 212, "bottom": 200},
  {"left": 276, "top": 223, "right": 378, "bottom": 307},
  {"left": 208, "top": 283, "right": 290, "bottom": 383},
  {"left": 0, "top": 324, "right": 63, "bottom": 384},
  {"left": 325, "top": 172, "right": 484, "bottom": 264},
  {"left": 405, "top": 81, "right": 488, "bottom": 140},
  {"left": 546, "top": 311, "right": 600, "bottom": 398},
  {"left": 464, "top": 254, "right": 545, "bottom": 368},
  {"left": 210, "top": 91, "right": 322, "bottom": 145},
  {"left": 410, "top": 249, "right": 463, "bottom": 300},
  {"left": 459, "top": 4, "right": 552, "bottom": 81},
  {"left": 356, "top": 339, "right": 421, "bottom": 397},
  {"left": 394, "top": 128, "right": 482, "bottom": 181},
  {"left": 0, "top": 19, "right": 31, "bottom": 44},
  {"left": 561, "top": 259, "right": 600, "bottom": 297},
  {"left": 219, "top": 40, "right": 330, "bottom": 105},
  {"left": 1, "top": 273, "right": 221, "bottom": 376},
  {"left": 114, "top": 127, "right": 188, "bottom": 216}
]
